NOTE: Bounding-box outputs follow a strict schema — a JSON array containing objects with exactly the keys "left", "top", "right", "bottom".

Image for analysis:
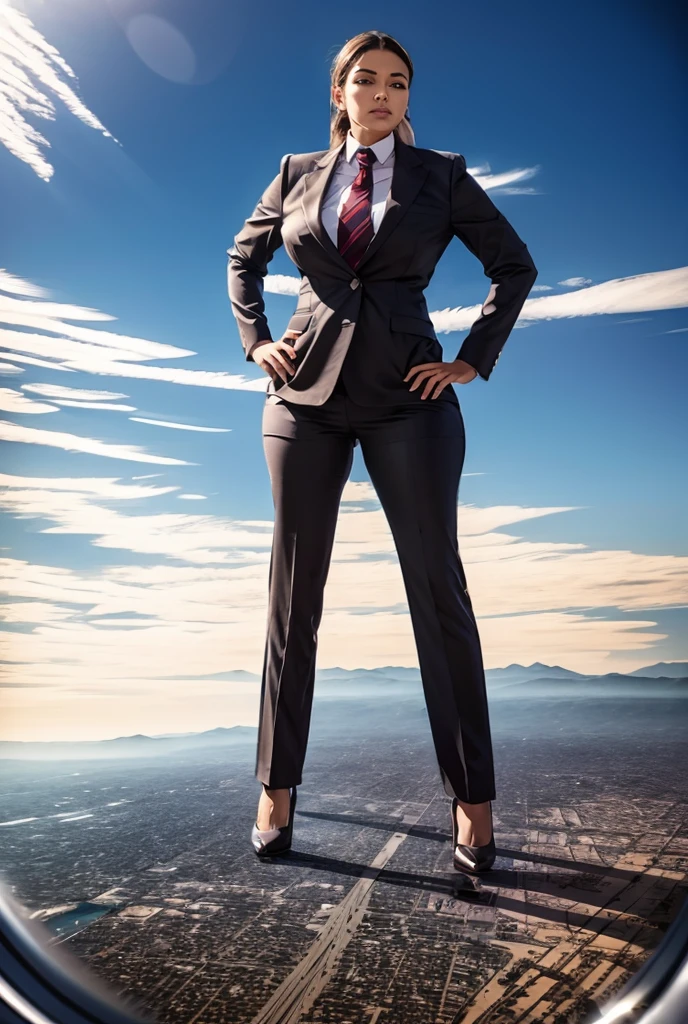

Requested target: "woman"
[{"left": 227, "top": 30, "right": 537, "bottom": 873}]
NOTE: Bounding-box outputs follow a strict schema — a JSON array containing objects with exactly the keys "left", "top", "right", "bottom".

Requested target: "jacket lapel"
[
  {"left": 301, "top": 135, "right": 430, "bottom": 275},
  {"left": 355, "top": 137, "right": 429, "bottom": 271},
  {"left": 301, "top": 140, "right": 350, "bottom": 275}
]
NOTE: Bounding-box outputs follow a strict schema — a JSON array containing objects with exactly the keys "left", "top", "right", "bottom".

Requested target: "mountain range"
[{"left": 1, "top": 662, "right": 685, "bottom": 761}]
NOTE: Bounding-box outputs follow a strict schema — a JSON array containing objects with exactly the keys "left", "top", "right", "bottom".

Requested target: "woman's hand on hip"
[
  {"left": 252, "top": 330, "right": 302, "bottom": 385},
  {"left": 404, "top": 359, "right": 479, "bottom": 399}
]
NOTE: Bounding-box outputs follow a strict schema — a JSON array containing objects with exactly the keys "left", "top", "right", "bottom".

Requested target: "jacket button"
[{"left": 350, "top": 278, "right": 360, "bottom": 289}]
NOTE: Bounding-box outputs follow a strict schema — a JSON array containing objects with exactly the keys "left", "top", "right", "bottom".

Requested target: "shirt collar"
[{"left": 344, "top": 128, "right": 395, "bottom": 166}]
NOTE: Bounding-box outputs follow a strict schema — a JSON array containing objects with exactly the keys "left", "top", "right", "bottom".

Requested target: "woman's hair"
[{"left": 328, "top": 31, "right": 415, "bottom": 149}]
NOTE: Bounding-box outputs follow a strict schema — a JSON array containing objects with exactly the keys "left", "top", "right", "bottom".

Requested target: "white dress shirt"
[{"left": 321, "top": 129, "right": 395, "bottom": 247}]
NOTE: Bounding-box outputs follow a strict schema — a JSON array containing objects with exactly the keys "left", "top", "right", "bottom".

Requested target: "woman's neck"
[{"left": 348, "top": 126, "right": 393, "bottom": 148}]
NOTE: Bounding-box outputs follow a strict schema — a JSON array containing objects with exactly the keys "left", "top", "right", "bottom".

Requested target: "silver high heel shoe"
[
  {"left": 251, "top": 784, "right": 297, "bottom": 857},
  {"left": 451, "top": 797, "right": 496, "bottom": 874}
]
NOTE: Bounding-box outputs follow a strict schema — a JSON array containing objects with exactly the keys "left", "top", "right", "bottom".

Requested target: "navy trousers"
[{"left": 255, "top": 374, "right": 496, "bottom": 804}]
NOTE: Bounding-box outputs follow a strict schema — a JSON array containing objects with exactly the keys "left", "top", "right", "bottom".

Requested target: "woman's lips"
[{"left": 372, "top": 110, "right": 390, "bottom": 116}]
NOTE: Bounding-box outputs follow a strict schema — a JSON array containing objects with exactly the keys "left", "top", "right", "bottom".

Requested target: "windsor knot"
[{"left": 355, "top": 147, "right": 376, "bottom": 169}]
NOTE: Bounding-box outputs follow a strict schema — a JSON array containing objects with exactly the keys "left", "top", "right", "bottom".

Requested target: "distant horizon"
[{"left": 1, "top": 660, "right": 686, "bottom": 748}]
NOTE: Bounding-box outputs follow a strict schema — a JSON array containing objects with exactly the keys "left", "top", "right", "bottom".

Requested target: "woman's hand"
[
  {"left": 252, "top": 330, "right": 302, "bottom": 385},
  {"left": 404, "top": 358, "right": 479, "bottom": 399}
]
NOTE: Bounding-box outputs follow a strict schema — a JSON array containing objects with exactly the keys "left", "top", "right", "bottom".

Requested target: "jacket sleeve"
[
  {"left": 226, "top": 153, "right": 292, "bottom": 362},
  {"left": 449, "top": 154, "right": 538, "bottom": 381}
]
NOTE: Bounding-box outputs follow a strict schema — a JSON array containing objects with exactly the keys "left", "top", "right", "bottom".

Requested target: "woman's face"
[{"left": 333, "top": 48, "right": 410, "bottom": 137}]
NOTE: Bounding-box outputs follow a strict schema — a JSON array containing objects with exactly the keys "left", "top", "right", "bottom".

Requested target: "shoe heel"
[
  {"left": 283, "top": 785, "right": 297, "bottom": 845},
  {"left": 451, "top": 796, "right": 459, "bottom": 848}
]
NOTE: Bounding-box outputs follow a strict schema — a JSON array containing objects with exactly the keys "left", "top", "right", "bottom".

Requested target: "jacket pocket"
[
  {"left": 390, "top": 313, "right": 437, "bottom": 340},
  {"left": 286, "top": 310, "right": 314, "bottom": 334}
]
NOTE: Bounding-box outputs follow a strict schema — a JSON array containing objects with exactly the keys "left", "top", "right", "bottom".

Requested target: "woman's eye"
[{"left": 353, "top": 78, "right": 406, "bottom": 89}]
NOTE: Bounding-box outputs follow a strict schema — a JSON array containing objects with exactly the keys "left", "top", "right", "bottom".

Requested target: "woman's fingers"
[
  {"left": 268, "top": 336, "right": 301, "bottom": 382},
  {"left": 254, "top": 332, "right": 302, "bottom": 383},
  {"left": 274, "top": 350, "right": 294, "bottom": 375}
]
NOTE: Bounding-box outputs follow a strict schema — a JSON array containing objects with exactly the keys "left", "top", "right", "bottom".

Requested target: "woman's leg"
[
  {"left": 256, "top": 398, "right": 354, "bottom": 798},
  {"left": 358, "top": 401, "right": 496, "bottom": 814}
]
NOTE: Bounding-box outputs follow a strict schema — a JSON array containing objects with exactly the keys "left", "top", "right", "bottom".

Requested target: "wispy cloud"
[
  {"left": 558, "top": 276, "right": 593, "bottom": 287},
  {"left": 461, "top": 161, "right": 541, "bottom": 196},
  {"left": 431, "top": 266, "right": 688, "bottom": 333},
  {"left": 0, "top": 419, "right": 192, "bottom": 465},
  {"left": 0, "top": 317, "right": 191, "bottom": 360},
  {"left": 129, "top": 417, "right": 230, "bottom": 432},
  {"left": 0, "top": 387, "right": 58, "bottom": 414},
  {"left": 0, "top": 352, "right": 78, "bottom": 372},
  {"left": 10, "top": 379, "right": 133, "bottom": 408},
  {"left": 0, "top": 269, "right": 256, "bottom": 391},
  {"left": 0, "top": 471, "right": 178, "bottom": 500},
  {"left": 0, "top": 268, "right": 50, "bottom": 298},
  {"left": 0, "top": 1, "right": 118, "bottom": 181},
  {"left": 21, "top": 383, "right": 131, "bottom": 402},
  {"left": 52, "top": 399, "right": 137, "bottom": 411}
]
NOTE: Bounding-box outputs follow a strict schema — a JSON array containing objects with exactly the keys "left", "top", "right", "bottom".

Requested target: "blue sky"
[{"left": 1, "top": 0, "right": 686, "bottom": 742}]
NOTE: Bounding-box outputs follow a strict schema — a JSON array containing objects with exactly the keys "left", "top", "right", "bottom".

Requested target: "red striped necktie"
[{"left": 337, "top": 147, "right": 377, "bottom": 269}]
